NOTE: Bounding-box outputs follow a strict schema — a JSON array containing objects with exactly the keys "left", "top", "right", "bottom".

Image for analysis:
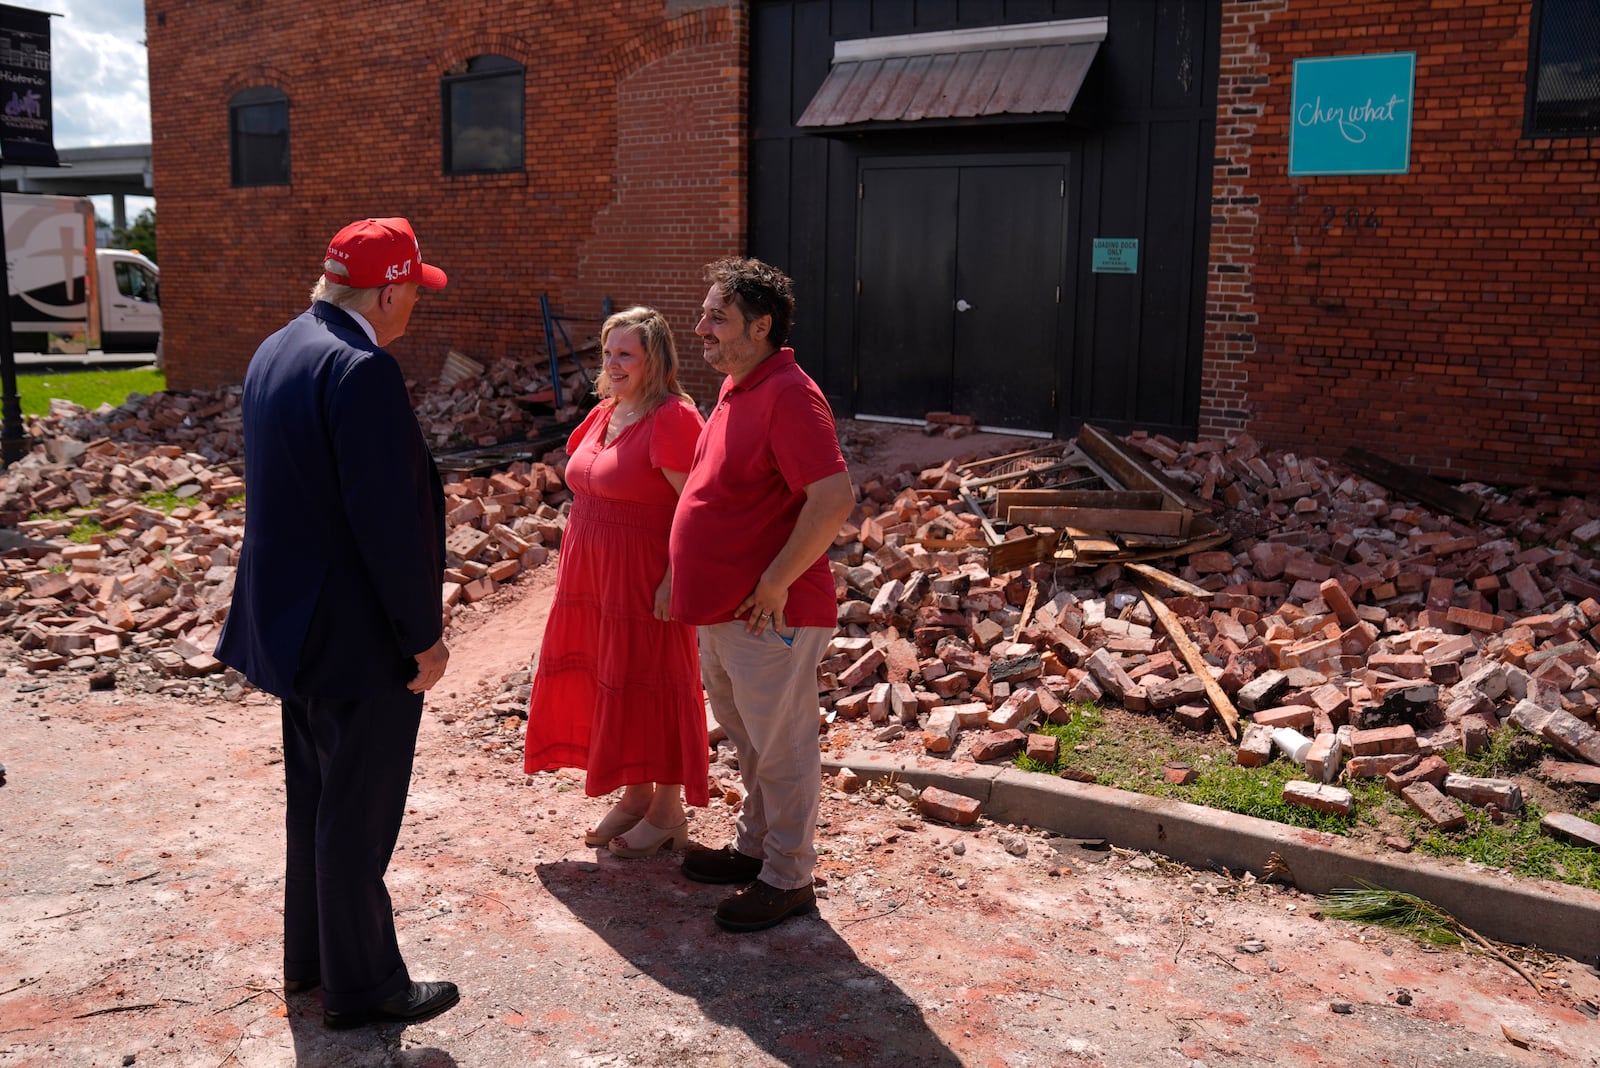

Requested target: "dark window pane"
[
  {"left": 466, "top": 54, "right": 521, "bottom": 74},
  {"left": 1530, "top": 0, "right": 1600, "bottom": 135},
  {"left": 442, "top": 55, "right": 524, "bottom": 175},
  {"left": 229, "top": 88, "right": 289, "bottom": 187}
]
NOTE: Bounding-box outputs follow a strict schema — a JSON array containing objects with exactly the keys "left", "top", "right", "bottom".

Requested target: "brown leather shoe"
[
  {"left": 714, "top": 879, "right": 816, "bottom": 932},
  {"left": 282, "top": 973, "right": 320, "bottom": 994},
  {"left": 681, "top": 844, "right": 762, "bottom": 885}
]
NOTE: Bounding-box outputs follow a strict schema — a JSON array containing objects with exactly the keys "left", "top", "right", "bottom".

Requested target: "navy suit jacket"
[{"left": 216, "top": 302, "right": 446, "bottom": 699}]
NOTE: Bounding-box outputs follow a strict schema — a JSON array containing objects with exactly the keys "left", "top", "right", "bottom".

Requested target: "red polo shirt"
[{"left": 669, "top": 348, "right": 848, "bottom": 627}]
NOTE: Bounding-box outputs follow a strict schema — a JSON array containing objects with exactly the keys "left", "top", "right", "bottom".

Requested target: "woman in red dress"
[{"left": 523, "top": 307, "right": 708, "bottom": 857}]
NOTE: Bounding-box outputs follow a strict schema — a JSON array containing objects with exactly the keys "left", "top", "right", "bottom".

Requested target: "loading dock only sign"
[
  {"left": 1289, "top": 52, "right": 1415, "bottom": 176},
  {"left": 1091, "top": 238, "right": 1138, "bottom": 275}
]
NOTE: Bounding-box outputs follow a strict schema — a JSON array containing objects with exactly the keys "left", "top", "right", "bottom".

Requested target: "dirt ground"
[{"left": 3, "top": 423, "right": 1600, "bottom": 1067}]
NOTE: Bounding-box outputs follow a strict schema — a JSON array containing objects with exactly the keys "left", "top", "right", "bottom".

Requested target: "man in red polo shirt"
[{"left": 669, "top": 257, "right": 855, "bottom": 932}]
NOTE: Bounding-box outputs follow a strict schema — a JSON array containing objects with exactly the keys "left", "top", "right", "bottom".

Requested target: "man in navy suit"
[{"left": 216, "top": 217, "right": 458, "bottom": 1029}]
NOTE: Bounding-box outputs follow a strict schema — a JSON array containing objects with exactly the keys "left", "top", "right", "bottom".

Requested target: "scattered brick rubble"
[
  {"left": 827, "top": 429, "right": 1600, "bottom": 846},
  {"left": 4, "top": 382, "right": 1600, "bottom": 851},
  {"left": 0, "top": 371, "right": 576, "bottom": 696}
]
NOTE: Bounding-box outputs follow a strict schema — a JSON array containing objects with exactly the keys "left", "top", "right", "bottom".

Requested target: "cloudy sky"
[{"left": 47, "top": 0, "right": 151, "bottom": 147}]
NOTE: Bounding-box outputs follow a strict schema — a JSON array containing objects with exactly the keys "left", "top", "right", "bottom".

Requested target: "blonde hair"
[{"left": 593, "top": 306, "right": 693, "bottom": 407}]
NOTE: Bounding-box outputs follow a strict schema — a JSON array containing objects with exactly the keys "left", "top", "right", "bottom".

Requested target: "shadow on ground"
[
  {"left": 285, "top": 994, "right": 460, "bottom": 1067},
  {"left": 536, "top": 858, "right": 961, "bottom": 1067}
]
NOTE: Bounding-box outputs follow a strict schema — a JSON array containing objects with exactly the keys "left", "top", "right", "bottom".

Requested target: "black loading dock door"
[{"left": 854, "top": 157, "right": 1066, "bottom": 431}]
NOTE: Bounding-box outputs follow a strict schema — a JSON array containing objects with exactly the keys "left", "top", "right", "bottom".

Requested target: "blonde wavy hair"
[{"left": 593, "top": 306, "right": 694, "bottom": 408}]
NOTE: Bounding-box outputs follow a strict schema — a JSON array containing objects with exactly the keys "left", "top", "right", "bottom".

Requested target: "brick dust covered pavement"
[{"left": 1, "top": 578, "right": 1598, "bottom": 1068}]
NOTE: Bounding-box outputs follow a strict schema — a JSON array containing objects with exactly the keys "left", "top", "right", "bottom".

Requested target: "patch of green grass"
[
  {"left": 1412, "top": 803, "right": 1600, "bottom": 892},
  {"left": 1010, "top": 706, "right": 1600, "bottom": 892},
  {"left": 1450, "top": 726, "right": 1541, "bottom": 779},
  {"left": 15, "top": 367, "right": 166, "bottom": 417},
  {"left": 1180, "top": 762, "right": 1353, "bottom": 833},
  {"left": 1015, "top": 702, "right": 1107, "bottom": 775},
  {"left": 140, "top": 491, "right": 187, "bottom": 513},
  {"left": 1018, "top": 703, "right": 1212, "bottom": 791},
  {"left": 1018, "top": 705, "right": 1350, "bottom": 831},
  {"left": 66, "top": 518, "right": 107, "bottom": 543}
]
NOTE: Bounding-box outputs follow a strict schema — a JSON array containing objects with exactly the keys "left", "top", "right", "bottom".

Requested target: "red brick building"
[
  {"left": 147, "top": 1, "right": 1600, "bottom": 488},
  {"left": 146, "top": 0, "right": 744, "bottom": 404},
  {"left": 1205, "top": 1, "right": 1600, "bottom": 488}
]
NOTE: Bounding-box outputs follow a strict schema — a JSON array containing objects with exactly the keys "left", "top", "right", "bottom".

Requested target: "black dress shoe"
[
  {"left": 681, "top": 844, "right": 763, "bottom": 885},
  {"left": 323, "top": 980, "right": 460, "bottom": 1030},
  {"left": 714, "top": 879, "right": 816, "bottom": 932},
  {"left": 282, "top": 974, "right": 320, "bottom": 994}
]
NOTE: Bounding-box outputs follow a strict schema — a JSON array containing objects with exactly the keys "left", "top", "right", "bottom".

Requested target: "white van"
[{"left": 98, "top": 248, "right": 161, "bottom": 352}]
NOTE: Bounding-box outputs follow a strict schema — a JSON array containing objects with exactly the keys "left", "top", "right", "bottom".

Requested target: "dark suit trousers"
[{"left": 281, "top": 689, "right": 422, "bottom": 1013}]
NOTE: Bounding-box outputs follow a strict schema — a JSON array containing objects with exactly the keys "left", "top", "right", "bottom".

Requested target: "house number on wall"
[{"left": 1320, "top": 206, "right": 1381, "bottom": 231}]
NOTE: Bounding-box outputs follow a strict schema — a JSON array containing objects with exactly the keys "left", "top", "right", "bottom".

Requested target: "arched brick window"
[
  {"left": 442, "top": 54, "right": 525, "bottom": 174},
  {"left": 229, "top": 86, "right": 289, "bottom": 187}
]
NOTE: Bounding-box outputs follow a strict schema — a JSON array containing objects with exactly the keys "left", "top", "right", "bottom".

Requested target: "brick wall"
[
  {"left": 1206, "top": 0, "right": 1600, "bottom": 489},
  {"left": 146, "top": 0, "right": 743, "bottom": 404}
]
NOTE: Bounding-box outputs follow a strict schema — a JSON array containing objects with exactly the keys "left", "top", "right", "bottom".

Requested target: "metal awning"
[{"left": 797, "top": 17, "right": 1106, "bottom": 130}]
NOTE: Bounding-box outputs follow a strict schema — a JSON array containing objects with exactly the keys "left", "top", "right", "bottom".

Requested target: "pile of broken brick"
[
  {"left": 4, "top": 381, "right": 1600, "bottom": 857},
  {"left": 818, "top": 429, "right": 1600, "bottom": 849},
  {"left": 0, "top": 385, "right": 571, "bottom": 691}
]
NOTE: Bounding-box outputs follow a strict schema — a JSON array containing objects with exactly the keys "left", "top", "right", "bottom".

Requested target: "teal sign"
[
  {"left": 1091, "top": 238, "right": 1138, "bottom": 275},
  {"left": 1289, "top": 52, "right": 1415, "bottom": 176}
]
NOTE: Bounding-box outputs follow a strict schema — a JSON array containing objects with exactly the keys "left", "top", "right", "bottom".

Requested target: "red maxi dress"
[{"left": 523, "top": 397, "right": 710, "bottom": 805}]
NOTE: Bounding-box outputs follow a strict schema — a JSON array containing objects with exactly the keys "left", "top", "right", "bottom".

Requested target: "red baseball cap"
[{"left": 324, "top": 217, "right": 448, "bottom": 290}]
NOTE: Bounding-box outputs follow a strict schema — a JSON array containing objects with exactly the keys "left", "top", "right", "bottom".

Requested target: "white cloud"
[{"left": 42, "top": 1, "right": 151, "bottom": 147}]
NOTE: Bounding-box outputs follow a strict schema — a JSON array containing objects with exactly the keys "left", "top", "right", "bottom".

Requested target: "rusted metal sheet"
[{"left": 797, "top": 41, "right": 1100, "bottom": 128}]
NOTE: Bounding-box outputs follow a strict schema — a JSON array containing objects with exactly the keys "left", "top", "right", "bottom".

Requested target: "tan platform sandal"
[{"left": 607, "top": 819, "right": 689, "bottom": 858}]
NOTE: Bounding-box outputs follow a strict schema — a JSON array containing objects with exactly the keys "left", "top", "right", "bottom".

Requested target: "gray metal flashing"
[{"left": 833, "top": 17, "right": 1108, "bottom": 62}]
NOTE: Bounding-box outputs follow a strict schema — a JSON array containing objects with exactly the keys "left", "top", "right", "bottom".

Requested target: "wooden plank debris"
[
  {"left": 960, "top": 489, "right": 1004, "bottom": 547},
  {"left": 1125, "top": 562, "right": 1213, "bottom": 600},
  {"left": 1007, "top": 506, "right": 1186, "bottom": 537},
  {"left": 1341, "top": 446, "right": 1485, "bottom": 522},
  {"left": 967, "top": 424, "right": 1223, "bottom": 572},
  {"left": 995, "top": 488, "right": 1165, "bottom": 512},
  {"left": 1139, "top": 587, "right": 1241, "bottom": 740}
]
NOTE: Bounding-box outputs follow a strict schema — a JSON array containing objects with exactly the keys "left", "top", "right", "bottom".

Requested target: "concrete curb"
[{"left": 822, "top": 751, "right": 1600, "bottom": 965}]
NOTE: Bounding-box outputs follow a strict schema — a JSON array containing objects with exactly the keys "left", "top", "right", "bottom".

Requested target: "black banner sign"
[{"left": 0, "top": 4, "right": 57, "bottom": 167}]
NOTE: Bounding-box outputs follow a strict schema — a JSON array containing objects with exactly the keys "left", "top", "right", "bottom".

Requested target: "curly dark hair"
[{"left": 704, "top": 257, "right": 795, "bottom": 347}]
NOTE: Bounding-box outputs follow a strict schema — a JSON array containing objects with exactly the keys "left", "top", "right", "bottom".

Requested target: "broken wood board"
[
  {"left": 987, "top": 532, "right": 1061, "bottom": 573},
  {"left": 910, "top": 537, "right": 988, "bottom": 552},
  {"left": 1052, "top": 526, "right": 1231, "bottom": 568},
  {"left": 995, "top": 488, "right": 1165, "bottom": 513},
  {"left": 1062, "top": 528, "right": 1122, "bottom": 554},
  {"left": 1341, "top": 446, "right": 1484, "bottom": 522},
  {"left": 1007, "top": 507, "right": 1187, "bottom": 537},
  {"left": 1125, "top": 562, "right": 1213, "bottom": 600},
  {"left": 957, "top": 443, "right": 1076, "bottom": 477},
  {"left": 960, "top": 489, "right": 1004, "bottom": 546},
  {"left": 976, "top": 425, "right": 1229, "bottom": 573},
  {"left": 434, "top": 421, "right": 577, "bottom": 476},
  {"left": 1140, "top": 586, "right": 1241, "bottom": 740},
  {"left": 964, "top": 463, "right": 1096, "bottom": 493},
  {"left": 1076, "top": 423, "right": 1211, "bottom": 514}
]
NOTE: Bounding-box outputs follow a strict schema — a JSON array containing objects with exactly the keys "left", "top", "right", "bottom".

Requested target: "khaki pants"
[{"left": 698, "top": 620, "right": 831, "bottom": 889}]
